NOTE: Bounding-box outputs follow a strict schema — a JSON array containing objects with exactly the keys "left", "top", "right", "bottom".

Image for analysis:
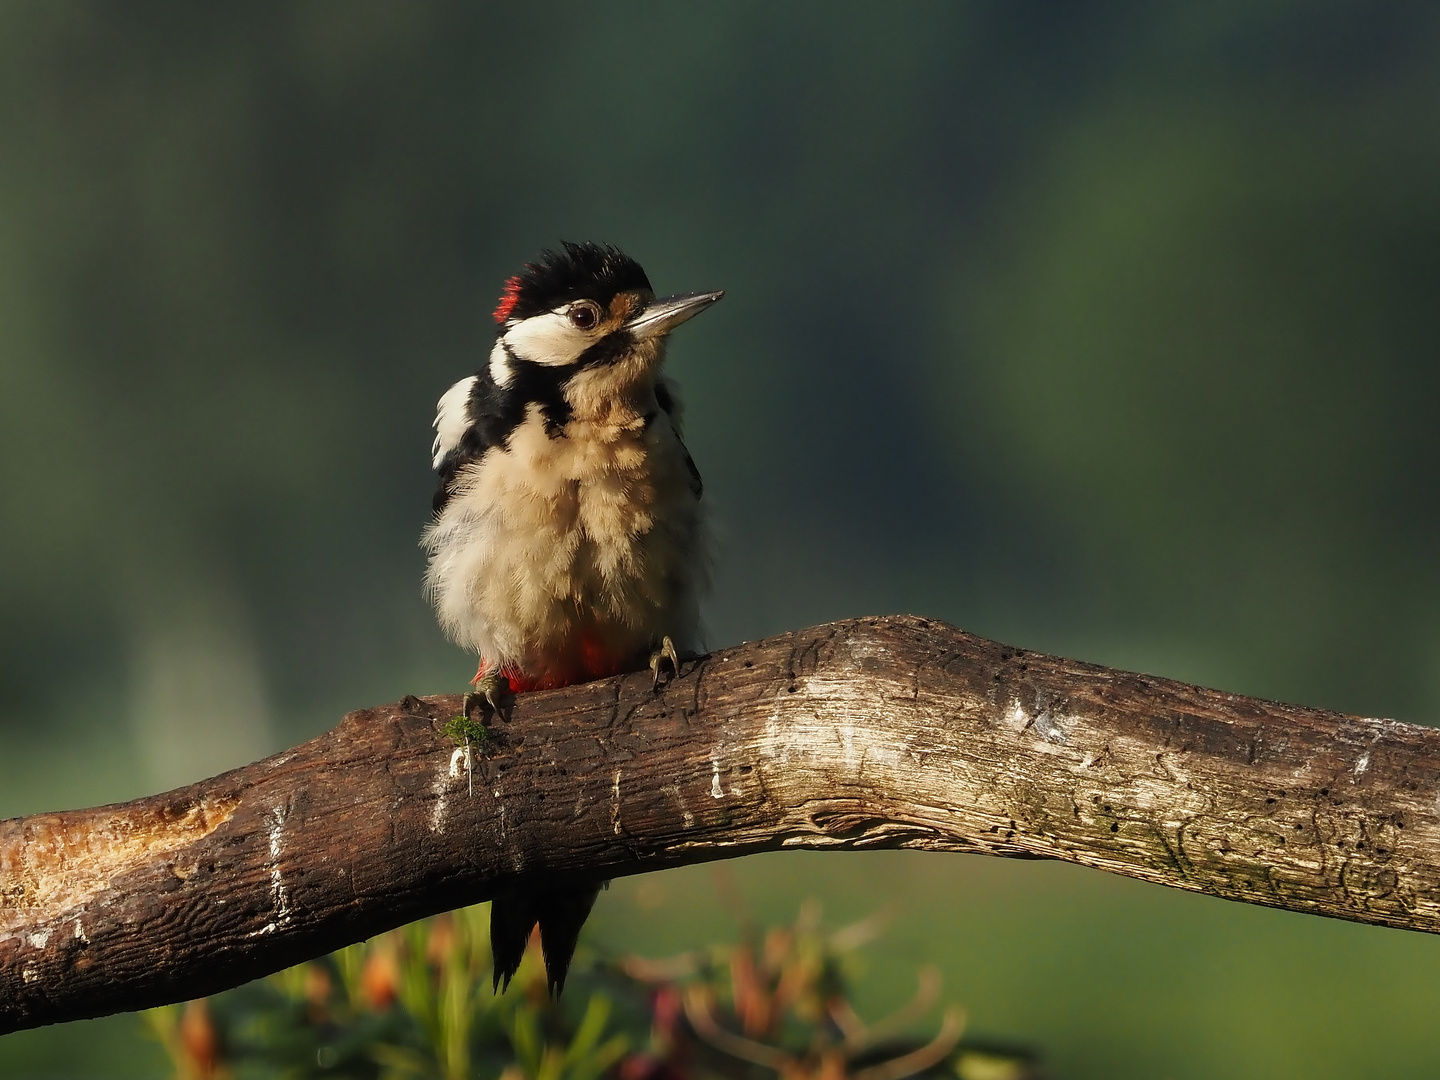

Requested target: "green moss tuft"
[{"left": 442, "top": 714, "right": 490, "bottom": 748}]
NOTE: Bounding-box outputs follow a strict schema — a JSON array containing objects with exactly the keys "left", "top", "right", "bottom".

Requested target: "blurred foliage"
[
  {"left": 5, "top": 2, "right": 1440, "bottom": 1077},
  {"left": 138, "top": 903, "right": 1035, "bottom": 1080}
]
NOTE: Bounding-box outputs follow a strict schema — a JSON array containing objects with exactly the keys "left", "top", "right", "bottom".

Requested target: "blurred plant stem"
[{"left": 142, "top": 899, "right": 1040, "bottom": 1080}]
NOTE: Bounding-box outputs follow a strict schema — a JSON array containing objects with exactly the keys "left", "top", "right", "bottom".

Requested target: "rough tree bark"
[{"left": 4, "top": 615, "right": 1439, "bottom": 1035}]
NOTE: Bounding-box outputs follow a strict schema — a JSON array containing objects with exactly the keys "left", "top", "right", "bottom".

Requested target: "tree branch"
[{"left": 4, "top": 615, "right": 1439, "bottom": 1034}]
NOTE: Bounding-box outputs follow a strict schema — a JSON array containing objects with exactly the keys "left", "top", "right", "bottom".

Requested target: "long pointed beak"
[{"left": 626, "top": 290, "right": 725, "bottom": 340}]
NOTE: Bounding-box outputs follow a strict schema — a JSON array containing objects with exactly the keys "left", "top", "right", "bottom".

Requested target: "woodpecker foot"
[
  {"left": 463, "top": 672, "right": 513, "bottom": 724},
  {"left": 649, "top": 635, "right": 681, "bottom": 690}
]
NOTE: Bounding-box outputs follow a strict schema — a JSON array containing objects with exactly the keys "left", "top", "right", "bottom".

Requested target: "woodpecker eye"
[{"left": 568, "top": 302, "right": 601, "bottom": 331}]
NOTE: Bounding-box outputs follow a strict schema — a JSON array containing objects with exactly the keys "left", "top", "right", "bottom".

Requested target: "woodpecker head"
[
  {"left": 430, "top": 243, "right": 722, "bottom": 490},
  {"left": 487, "top": 242, "right": 723, "bottom": 416}
]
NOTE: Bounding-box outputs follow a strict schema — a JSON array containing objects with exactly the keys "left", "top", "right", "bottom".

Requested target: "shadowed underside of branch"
[{"left": 4, "top": 615, "right": 1440, "bottom": 1034}]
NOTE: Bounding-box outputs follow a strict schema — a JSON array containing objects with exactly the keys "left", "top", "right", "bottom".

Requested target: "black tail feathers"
[
  {"left": 490, "top": 882, "right": 603, "bottom": 996},
  {"left": 488, "top": 889, "right": 539, "bottom": 994}
]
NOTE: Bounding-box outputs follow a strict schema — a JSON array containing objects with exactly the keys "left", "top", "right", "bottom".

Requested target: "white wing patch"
[
  {"left": 432, "top": 375, "right": 477, "bottom": 469},
  {"left": 488, "top": 340, "right": 514, "bottom": 389}
]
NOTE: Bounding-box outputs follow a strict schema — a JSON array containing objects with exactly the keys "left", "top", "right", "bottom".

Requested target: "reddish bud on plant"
[
  {"left": 179, "top": 998, "right": 221, "bottom": 1078},
  {"left": 360, "top": 947, "right": 400, "bottom": 1011}
]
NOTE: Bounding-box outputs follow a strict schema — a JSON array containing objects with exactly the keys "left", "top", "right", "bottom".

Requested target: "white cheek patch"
[
  {"left": 432, "top": 375, "right": 477, "bottom": 468},
  {"left": 503, "top": 310, "right": 592, "bottom": 367}
]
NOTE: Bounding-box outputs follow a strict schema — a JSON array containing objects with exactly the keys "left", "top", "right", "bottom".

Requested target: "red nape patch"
[{"left": 492, "top": 275, "right": 523, "bottom": 324}]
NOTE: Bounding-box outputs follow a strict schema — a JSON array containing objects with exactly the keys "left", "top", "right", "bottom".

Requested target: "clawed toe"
[
  {"left": 649, "top": 635, "right": 681, "bottom": 690},
  {"left": 464, "top": 672, "right": 513, "bottom": 724}
]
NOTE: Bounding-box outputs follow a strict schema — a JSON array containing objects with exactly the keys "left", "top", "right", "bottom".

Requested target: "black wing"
[
  {"left": 655, "top": 379, "right": 702, "bottom": 499},
  {"left": 678, "top": 437, "right": 702, "bottom": 499}
]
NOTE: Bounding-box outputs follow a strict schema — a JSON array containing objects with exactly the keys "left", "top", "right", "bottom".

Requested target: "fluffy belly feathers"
[{"left": 422, "top": 406, "right": 703, "bottom": 688}]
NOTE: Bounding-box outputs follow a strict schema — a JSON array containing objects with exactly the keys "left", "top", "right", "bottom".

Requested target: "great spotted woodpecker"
[{"left": 422, "top": 242, "right": 722, "bottom": 994}]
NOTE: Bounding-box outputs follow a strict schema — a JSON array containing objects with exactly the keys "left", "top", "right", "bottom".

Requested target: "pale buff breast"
[{"left": 422, "top": 402, "right": 705, "bottom": 682}]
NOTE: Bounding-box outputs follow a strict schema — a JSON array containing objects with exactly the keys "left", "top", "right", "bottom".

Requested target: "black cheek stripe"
[{"left": 574, "top": 330, "right": 638, "bottom": 371}]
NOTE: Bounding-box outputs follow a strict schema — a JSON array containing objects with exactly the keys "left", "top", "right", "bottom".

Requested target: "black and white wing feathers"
[{"left": 432, "top": 373, "right": 508, "bottom": 514}]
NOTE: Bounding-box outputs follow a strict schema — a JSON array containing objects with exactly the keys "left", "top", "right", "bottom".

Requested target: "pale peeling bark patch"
[{"left": 0, "top": 794, "right": 240, "bottom": 938}]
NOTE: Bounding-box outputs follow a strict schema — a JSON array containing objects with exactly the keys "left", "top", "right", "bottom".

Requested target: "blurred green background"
[{"left": 4, "top": 1, "right": 1440, "bottom": 1076}]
